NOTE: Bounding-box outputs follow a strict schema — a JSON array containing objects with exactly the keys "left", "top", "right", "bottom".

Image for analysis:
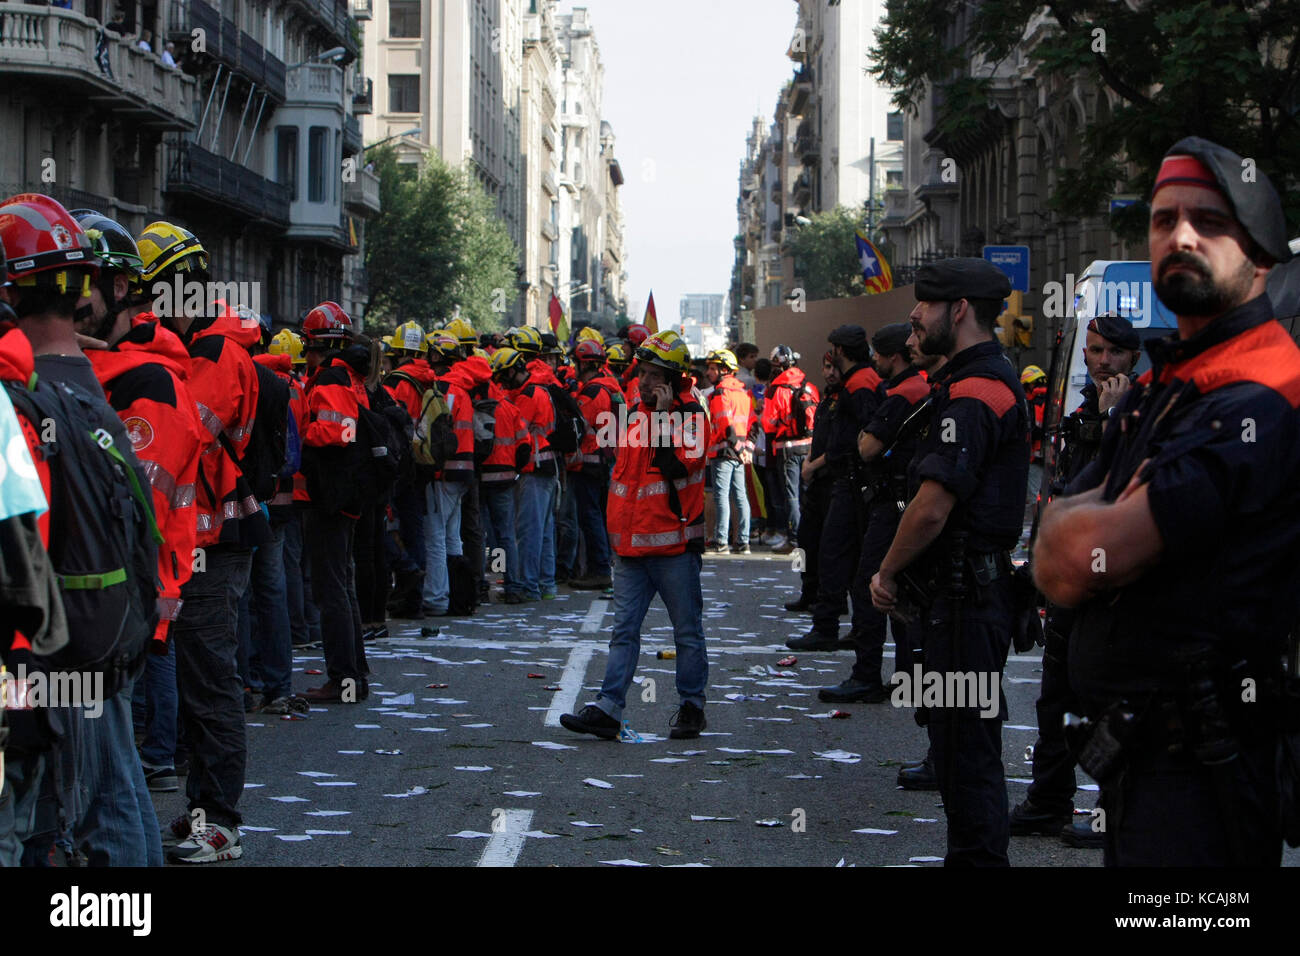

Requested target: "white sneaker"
[
  {"left": 760, "top": 532, "right": 778, "bottom": 546},
  {"left": 167, "top": 822, "right": 242, "bottom": 863},
  {"left": 767, "top": 533, "right": 788, "bottom": 549}
]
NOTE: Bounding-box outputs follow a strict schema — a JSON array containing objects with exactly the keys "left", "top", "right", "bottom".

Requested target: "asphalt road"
[{"left": 150, "top": 550, "right": 1297, "bottom": 868}]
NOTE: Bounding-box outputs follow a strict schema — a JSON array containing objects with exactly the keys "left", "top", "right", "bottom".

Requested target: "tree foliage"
[
  {"left": 788, "top": 207, "right": 869, "bottom": 300},
  {"left": 869, "top": 0, "right": 1300, "bottom": 238},
  {"left": 365, "top": 146, "right": 519, "bottom": 333}
]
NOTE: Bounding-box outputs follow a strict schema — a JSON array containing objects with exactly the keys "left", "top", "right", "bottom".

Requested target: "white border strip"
[
  {"left": 543, "top": 644, "right": 596, "bottom": 727},
  {"left": 478, "top": 809, "right": 534, "bottom": 867}
]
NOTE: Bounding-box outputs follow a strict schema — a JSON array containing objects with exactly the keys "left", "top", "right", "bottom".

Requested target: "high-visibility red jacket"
[
  {"left": 253, "top": 352, "right": 308, "bottom": 512},
  {"left": 621, "top": 360, "right": 640, "bottom": 405},
  {"left": 573, "top": 371, "right": 623, "bottom": 472},
  {"left": 167, "top": 307, "right": 268, "bottom": 548},
  {"left": 434, "top": 362, "right": 480, "bottom": 483},
  {"left": 510, "top": 362, "right": 559, "bottom": 477},
  {"left": 707, "top": 374, "right": 754, "bottom": 462},
  {"left": 763, "top": 366, "right": 819, "bottom": 455},
  {"left": 303, "top": 352, "right": 370, "bottom": 516},
  {"left": 1027, "top": 384, "right": 1047, "bottom": 461},
  {"left": 479, "top": 392, "right": 528, "bottom": 485},
  {"left": 606, "top": 387, "right": 708, "bottom": 557},
  {"left": 89, "top": 319, "right": 205, "bottom": 645},
  {"left": 384, "top": 358, "right": 439, "bottom": 421}
]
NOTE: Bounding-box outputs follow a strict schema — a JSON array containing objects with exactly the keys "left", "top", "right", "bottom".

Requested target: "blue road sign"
[{"left": 983, "top": 245, "right": 1030, "bottom": 293}]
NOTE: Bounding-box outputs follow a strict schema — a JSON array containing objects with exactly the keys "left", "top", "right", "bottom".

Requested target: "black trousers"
[
  {"left": 461, "top": 476, "right": 485, "bottom": 587},
  {"left": 921, "top": 580, "right": 1013, "bottom": 866},
  {"left": 848, "top": 498, "right": 905, "bottom": 685},
  {"left": 810, "top": 478, "right": 863, "bottom": 635},
  {"left": 174, "top": 544, "right": 252, "bottom": 828},
  {"left": 796, "top": 477, "right": 832, "bottom": 603},
  {"left": 352, "top": 504, "right": 388, "bottom": 626},
  {"left": 1025, "top": 610, "right": 1078, "bottom": 813},
  {"left": 1101, "top": 735, "right": 1281, "bottom": 866},
  {"left": 305, "top": 509, "right": 367, "bottom": 687}
]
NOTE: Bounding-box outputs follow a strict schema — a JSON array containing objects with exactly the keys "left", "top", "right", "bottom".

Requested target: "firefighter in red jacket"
[
  {"left": 567, "top": 338, "right": 623, "bottom": 590},
  {"left": 480, "top": 352, "right": 530, "bottom": 603},
  {"left": 298, "top": 301, "right": 370, "bottom": 703},
  {"left": 705, "top": 348, "right": 754, "bottom": 554},
  {"left": 561, "top": 330, "right": 710, "bottom": 741},
  {"left": 761, "top": 345, "right": 819, "bottom": 552},
  {"left": 132, "top": 219, "right": 269, "bottom": 861}
]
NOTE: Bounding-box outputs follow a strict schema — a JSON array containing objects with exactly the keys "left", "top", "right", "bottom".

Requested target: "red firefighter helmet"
[
  {"left": 302, "top": 301, "right": 352, "bottom": 344},
  {"left": 625, "top": 324, "right": 650, "bottom": 348},
  {"left": 0, "top": 193, "right": 101, "bottom": 294},
  {"left": 573, "top": 339, "right": 606, "bottom": 363}
]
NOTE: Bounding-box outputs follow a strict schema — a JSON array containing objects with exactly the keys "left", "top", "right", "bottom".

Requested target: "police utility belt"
[{"left": 891, "top": 544, "right": 1012, "bottom": 625}]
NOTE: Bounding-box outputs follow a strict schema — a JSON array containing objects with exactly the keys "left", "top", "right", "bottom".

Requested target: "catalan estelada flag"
[
  {"left": 548, "top": 293, "right": 569, "bottom": 342},
  {"left": 855, "top": 230, "right": 893, "bottom": 294},
  {"left": 644, "top": 291, "right": 659, "bottom": 333}
]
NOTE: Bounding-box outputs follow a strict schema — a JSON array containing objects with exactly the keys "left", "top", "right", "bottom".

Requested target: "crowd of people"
[{"left": 1, "top": 130, "right": 1297, "bottom": 871}]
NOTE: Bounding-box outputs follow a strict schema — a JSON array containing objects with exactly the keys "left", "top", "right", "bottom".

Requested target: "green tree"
[
  {"left": 365, "top": 146, "right": 519, "bottom": 333},
  {"left": 788, "top": 206, "right": 870, "bottom": 300},
  {"left": 870, "top": 1, "right": 1300, "bottom": 240}
]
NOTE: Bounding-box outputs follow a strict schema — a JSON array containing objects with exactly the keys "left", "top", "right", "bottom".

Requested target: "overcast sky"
[{"left": 570, "top": 1, "right": 799, "bottom": 326}]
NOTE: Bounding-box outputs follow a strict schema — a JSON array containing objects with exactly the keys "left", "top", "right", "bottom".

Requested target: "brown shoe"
[{"left": 303, "top": 681, "right": 344, "bottom": 702}]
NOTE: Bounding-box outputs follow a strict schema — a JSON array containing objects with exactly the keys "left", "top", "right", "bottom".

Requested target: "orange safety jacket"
[
  {"left": 763, "top": 366, "right": 820, "bottom": 455},
  {"left": 510, "top": 363, "right": 559, "bottom": 477},
  {"left": 574, "top": 371, "right": 623, "bottom": 471},
  {"left": 606, "top": 387, "right": 708, "bottom": 557},
  {"left": 165, "top": 306, "right": 267, "bottom": 548},
  {"left": 707, "top": 374, "right": 754, "bottom": 462},
  {"left": 253, "top": 352, "right": 308, "bottom": 512},
  {"left": 479, "top": 392, "right": 528, "bottom": 484},
  {"left": 385, "top": 358, "right": 439, "bottom": 421},
  {"left": 434, "top": 362, "right": 479, "bottom": 483},
  {"left": 89, "top": 318, "right": 205, "bottom": 645},
  {"left": 303, "top": 352, "right": 370, "bottom": 516}
]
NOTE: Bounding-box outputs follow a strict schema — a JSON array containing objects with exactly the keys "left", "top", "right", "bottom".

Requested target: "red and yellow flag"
[{"left": 644, "top": 290, "right": 659, "bottom": 333}]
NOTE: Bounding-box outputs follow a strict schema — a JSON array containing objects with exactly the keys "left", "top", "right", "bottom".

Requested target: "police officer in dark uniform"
[
  {"left": 1035, "top": 137, "right": 1300, "bottom": 867},
  {"left": 788, "top": 326, "right": 881, "bottom": 651},
  {"left": 1011, "top": 314, "right": 1140, "bottom": 846},
  {"left": 785, "top": 353, "right": 842, "bottom": 613},
  {"left": 820, "top": 324, "right": 929, "bottom": 702},
  {"left": 871, "top": 259, "right": 1030, "bottom": 866}
]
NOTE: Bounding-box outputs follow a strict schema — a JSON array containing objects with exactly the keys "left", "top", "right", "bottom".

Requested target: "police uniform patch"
[{"left": 124, "top": 416, "right": 155, "bottom": 451}]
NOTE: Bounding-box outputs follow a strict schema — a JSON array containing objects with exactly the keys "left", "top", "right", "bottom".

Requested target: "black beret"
[
  {"left": 914, "top": 258, "right": 1012, "bottom": 303},
  {"left": 871, "top": 322, "right": 912, "bottom": 357},
  {"left": 1154, "top": 137, "right": 1292, "bottom": 264},
  {"left": 827, "top": 324, "right": 868, "bottom": 348},
  {"left": 1087, "top": 314, "right": 1140, "bottom": 351}
]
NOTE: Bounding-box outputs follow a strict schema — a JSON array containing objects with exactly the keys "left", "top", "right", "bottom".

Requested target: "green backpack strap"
[{"left": 96, "top": 428, "right": 165, "bottom": 545}]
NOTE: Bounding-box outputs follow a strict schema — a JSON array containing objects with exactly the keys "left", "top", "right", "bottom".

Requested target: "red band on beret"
[{"left": 1152, "top": 155, "right": 1219, "bottom": 198}]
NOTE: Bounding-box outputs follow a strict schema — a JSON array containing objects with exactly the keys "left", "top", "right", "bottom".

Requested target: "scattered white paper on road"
[
  {"left": 532, "top": 741, "right": 578, "bottom": 750},
  {"left": 269, "top": 796, "right": 310, "bottom": 803},
  {"left": 853, "top": 828, "right": 898, "bottom": 835},
  {"left": 814, "top": 750, "right": 861, "bottom": 764},
  {"left": 583, "top": 778, "right": 614, "bottom": 789}
]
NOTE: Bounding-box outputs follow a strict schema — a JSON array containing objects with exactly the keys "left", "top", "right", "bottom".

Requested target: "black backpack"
[
  {"left": 354, "top": 384, "right": 406, "bottom": 501},
  {"left": 4, "top": 378, "right": 160, "bottom": 687},
  {"left": 546, "top": 383, "right": 584, "bottom": 455},
  {"left": 786, "top": 382, "right": 814, "bottom": 439},
  {"left": 224, "top": 362, "right": 289, "bottom": 502},
  {"left": 472, "top": 397, "right": 498, "bottom": 465}
]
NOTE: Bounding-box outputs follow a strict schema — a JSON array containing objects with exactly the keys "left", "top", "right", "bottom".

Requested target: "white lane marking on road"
[
  {"left": 580, "top": 599, "right": 610, "bottom": 633},
  {"left": 478, "top": 809, "right": 534, "bottom": 867},
  {"left": 544, "top": 643, "right": 597, "bottom": 727}
]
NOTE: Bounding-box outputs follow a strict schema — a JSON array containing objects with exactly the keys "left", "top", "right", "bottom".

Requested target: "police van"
[{"left": 1040, "top": 244, "right": 1300, "bottom": 495}]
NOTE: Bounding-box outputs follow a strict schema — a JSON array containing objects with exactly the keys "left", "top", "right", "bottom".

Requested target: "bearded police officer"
[
  {"left": 1012, "top": 313, "right": 1141, "bottom": 847},
  {"left": 871, "top": 259, "right": 1030, "bottom": 866},
  {"left": 1034, "top": 136, "right": 1300, "bottom": 866}
]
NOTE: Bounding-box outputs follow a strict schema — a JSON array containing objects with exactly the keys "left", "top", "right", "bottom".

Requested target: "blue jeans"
[
  {"left": 133, "top": 638, "right": 178, "bottom": 770},
  {"left": 595, "top": 552, "right": 708, "bottom": 720},
  {"left": 282, "top": 512, "right": 320, "bottom": 645},
  {"left": 556, "top": 474, "right": 579, "bottom": 577},
  {"left": 394, "top": 477, "right": 427, "bottom": 572},
  {"left": 713, "top": 457, "right": 750, "bottom": 548},
  {"left": 481, "top": 483, "right": 522, "bottom": 596},
  {"left": 239, "top": 522, "right": 292, "bottom": 700},
  {"left": 517, "top": 474, "right": 558, "bottom": 598},
  {"left": 423, "top": 480, "right": 468, "bottom": 610},
  {"left": 781, "top": 452, "right": 805, "bottom": 540},
  {"left": 572, "top": 470, "right": 611, "bottom": 575}
]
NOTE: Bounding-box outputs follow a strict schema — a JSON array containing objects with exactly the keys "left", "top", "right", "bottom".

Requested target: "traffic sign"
[{"left": 983, "top": 245, "right": 1030, "bottom": 293}]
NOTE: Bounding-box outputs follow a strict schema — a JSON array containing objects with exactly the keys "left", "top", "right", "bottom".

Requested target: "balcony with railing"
[
  {"left": 343, "top": 114, "right": 362, "bottom": 154},
  {"left": 164, "top": 140, "right": 290, "bottom": 226},
  {"left": 352, "top": 76, "right": 373, "bottom": 115},
  {"left": 166, "top": 1, "right": 286, "bottom": 101},
  {"left": 352, "top": 0, "right": 373, "bottom": 20},
  {"left": 1, "top": 4, "right": 197, "bottom": 130},
  {"left": 285, "top": 62, "right": 345, "bottom": 107},
  {"left": 344, "top": 167, "right": 381, "bottom": 217}
]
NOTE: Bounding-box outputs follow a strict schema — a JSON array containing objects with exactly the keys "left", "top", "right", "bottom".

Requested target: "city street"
[{"left": 155, "top": 551, "right": 1130, "bottom": 868}]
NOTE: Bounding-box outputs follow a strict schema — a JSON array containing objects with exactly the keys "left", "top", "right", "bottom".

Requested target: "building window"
[
  {"left": 389, "top": 74, "right": 420, "bottom": 113},
  {"left": 887, "top": 111, "right": 904, "bottom": 142},
  {"left": 308, "top": 126, "right": 328, "bottom": 203},
  {"left": 389, "top": 1, "right": 420, "bottom": 38},
  {"left": 276, "top": 127, "right": 298, "bottom": 201}
]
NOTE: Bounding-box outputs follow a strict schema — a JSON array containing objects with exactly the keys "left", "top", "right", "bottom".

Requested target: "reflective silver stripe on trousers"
[{"left": 195, "top": 402, "right": 223, "bottom": 438}]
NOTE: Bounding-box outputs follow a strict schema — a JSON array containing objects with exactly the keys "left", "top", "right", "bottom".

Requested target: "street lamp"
[
  {"left": 287, "top": 46, "right": 347, "bottom": 69},
  {"left": 365, "top": 128, "right": 423, "bottom": 152}
]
